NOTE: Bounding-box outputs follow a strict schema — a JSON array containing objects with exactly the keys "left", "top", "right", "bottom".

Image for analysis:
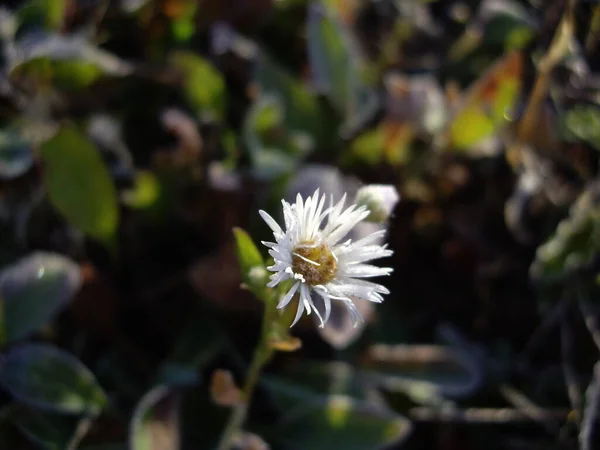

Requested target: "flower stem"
[{"left": 216, "top": 307, "right": 275, "bottom": 450}]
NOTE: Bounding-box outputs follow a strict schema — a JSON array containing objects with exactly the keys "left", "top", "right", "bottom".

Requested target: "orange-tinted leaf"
[
  {"left": 447, "top": 52, "right": 523, "bottom": 150},
  {"left": 210, "top": 369, "right": 242, "bottom": 407}
]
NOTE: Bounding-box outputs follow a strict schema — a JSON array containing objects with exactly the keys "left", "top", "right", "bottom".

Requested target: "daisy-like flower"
[{"left": 259, "top": 189, "right": 393, "bottom": 328}]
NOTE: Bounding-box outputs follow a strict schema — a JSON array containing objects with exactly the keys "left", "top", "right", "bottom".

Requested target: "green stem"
[{"left": 216, "top": 304, "right": 275, "bottom": 450}]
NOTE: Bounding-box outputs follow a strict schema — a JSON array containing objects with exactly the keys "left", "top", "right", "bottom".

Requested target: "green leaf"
[
  {"left": 348, "top": 122, "right": 414, "bottom": 166},
  {"left": 263, "top": 379, "right": 412, "bottom": 450},
  {"left": 160, "top": 303, "right": 225, "bottom": 383},
  {"left": 447, "top": 52, "right": 523, "bottom": 150},
  {"left": 361, "top": 344, "right": 483, "bottom": 405},
  {"left": 531, "top": 184, "right": 600, "bottom": 284},
  {"left": 130, "top": 385, "right": 180, "bottom": 450},
  {"left": 561, "top": 105, "right": 600, "bottom": 150},
  {"left": 265, "top": 361, "right": 374, "bottom": 403},
  {"left": 40, "top": 125, "right": 119, "bottom": 243},
  {"left": 233, "top": 227, "right": 263, "bottom": 271},
  {"left": 0, "top": 344, "right": 107, "bottom": 415},
  {"left": 484, "top": 15, "right": 535, "bottom": 51},
  {"left": 121, "top": 171, "right": 161, "bottom": 210},
  {"left": 9, "top": 34, "right": 133, "bottom": 90},
  {"left": 11, "top": 407, "right": 81, "bottom": 450},
  {"left": 306, "top": 4, "right": 378, "bottom": 135},
  {"left": 169, "top": 51, "right": 226, "bottom": 122},
  {"left": 17, "top": 0, "right": 67, "bottom": 31},
  {"left": 0, "top": 128, "right": 34, "bottom": 179},
  {"left": 233, "top": 227, "right": 267, "bottom": 294},
  {"left": 243, "top": 95, "right": 312, "bottom": 179},
  {"left": 0, "top": 252, "right": 82, "bottom": 344},
  {"left": 254, "top": 53, "right": 329, "bottom": 146}
]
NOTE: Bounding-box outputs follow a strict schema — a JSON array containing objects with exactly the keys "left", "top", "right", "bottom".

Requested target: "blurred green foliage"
[{"left": 0, "top": 0, "right": 599, "bottom": 448}]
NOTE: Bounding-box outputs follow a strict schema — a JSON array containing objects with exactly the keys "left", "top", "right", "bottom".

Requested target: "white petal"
[
  {"left": 326, "top": 208, "right": 370, "bottom": 246},
  {"left": 301, "top": 284, "right": 325, "bottom": 327},
  {"left": 340, "top": 264, "right": 393, "bottom": 278},
  {"left": 343, "top": 300, "right": 364, "bottom": 327},
  {"left": 277, "top": 282, "right": 300, "bottom": 309},
  {"left": 315, "top": 288, "right": 332, "bottom": 324},
  {"left": 267, "top": 270, "right": 291, "bottom": 287},
  {"left": 290, "top": 290, "right": 306, "bottom": 327},
  {"left": 259, "top": 210, "right": 283, "bottom": 235},
  {"left": 336, "top": 277, "right": 390, "bottom": 295},
  {"left": 337, "top": 245, "right": 393, "bottom": 264}
]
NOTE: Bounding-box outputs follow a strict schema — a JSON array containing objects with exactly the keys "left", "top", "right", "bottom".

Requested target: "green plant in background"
[
  {"left": 0, "top": 0, "right": 600, "bottom": 447},
  {"left": 0, "top": 253, "right": 107, "bottom": 449}
]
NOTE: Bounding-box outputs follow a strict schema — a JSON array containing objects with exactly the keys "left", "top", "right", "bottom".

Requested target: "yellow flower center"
[{"left": 292, "top": 241, "right": 337, "bottom": 285}]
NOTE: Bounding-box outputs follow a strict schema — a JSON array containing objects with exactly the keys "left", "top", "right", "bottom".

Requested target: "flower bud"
[{"left": 355, "top": 184, "right": 400, "bottom": 223}]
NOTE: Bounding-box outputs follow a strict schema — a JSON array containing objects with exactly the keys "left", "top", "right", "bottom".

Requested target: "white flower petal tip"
[
  {"left": 259, "top": 189, "right": 393, "bottom": 329},
  {"left": 355, "top": 184, "right": 400, "bottom": 223}
]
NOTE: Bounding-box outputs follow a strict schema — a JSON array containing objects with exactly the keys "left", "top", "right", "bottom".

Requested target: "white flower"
[
  {"left": 259, "top": 189, "right": 393, "bottom": 328},
  {"left": 355, "top": 184, "right": 400, "bottom": 223}
]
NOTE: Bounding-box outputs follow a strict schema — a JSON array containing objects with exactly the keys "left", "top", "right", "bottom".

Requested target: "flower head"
[
  {"left": 259, "top": 189, "right": 393, "bottom": 328},
  {"left": 355, "top": 184, "right": 400, "bottom": 223}
]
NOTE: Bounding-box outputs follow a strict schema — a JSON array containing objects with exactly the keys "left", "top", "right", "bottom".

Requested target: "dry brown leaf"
[{"left": 210, "top": 369, "right": 242, "bottom": 407}]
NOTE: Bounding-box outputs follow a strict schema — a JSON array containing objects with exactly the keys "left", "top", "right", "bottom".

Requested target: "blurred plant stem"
[{"left": 216, "top": 301, "right": 276, "bottom": 450}]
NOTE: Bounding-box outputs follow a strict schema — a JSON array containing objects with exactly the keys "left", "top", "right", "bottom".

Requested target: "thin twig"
[
  {"left": 574, "top": 277, "right": 600, "bottom": 351},
  {"left": 561, "top": 310, "right": 583, "bottom": 424},
  {"left": 519, "top": 299, "right": 568, "bottom": 362},
  {"left": 580, "top": 362, "right": 600, "bottom": 450},
  {"left": 409, "top": 407, "right": 569, "bottom": 424},
  {"left": 500, "top": 384, "right": 562, "bottom": 434},
  {"left": 66, "top": 417, "right": 93, "bottom": 450}
]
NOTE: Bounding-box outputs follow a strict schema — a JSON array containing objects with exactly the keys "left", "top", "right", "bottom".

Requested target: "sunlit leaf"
[
  {"left": 122, "top": 171, "right": 161, "bottom": 209},
  {"left": 322, "top": 0, "right": 360, "bottom": 25},
  {"left": 0, "top": 128, "right": 34, "bottom": 179},
  {"left": 130, "top": 385, "right": 180, "bottom": 450},
  {"left": 349, "top": 121, "right": 414, "bottom": 166},
  {"left": 169, "top": 51, "right": 226, "bottom": 122},
  {"left": 447, "top": 51, "right": 523, "bottom": 150},
  {"left": 306, "top": 4, "right": 378, "bottom": 136},
  {"left": 0, "top": 344, "right": 107, "bottom": 415},
  {"left": 233, "top": 227, "right": 270, "bottom": 300},
  {"left": 233, "top": 227, "right": 264, "bottom": 277},
  {"left": 0, "top": 252, "right": 82, "bottom": 344},
  {"left": 9, "top": 33, "right": 133, "bottom": 90},
  {"left": 40, "top": 125, "right": 119, "bottom": 243},
  {"left": 166, "top": 0, "right": 198, "bottom": 43}
]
